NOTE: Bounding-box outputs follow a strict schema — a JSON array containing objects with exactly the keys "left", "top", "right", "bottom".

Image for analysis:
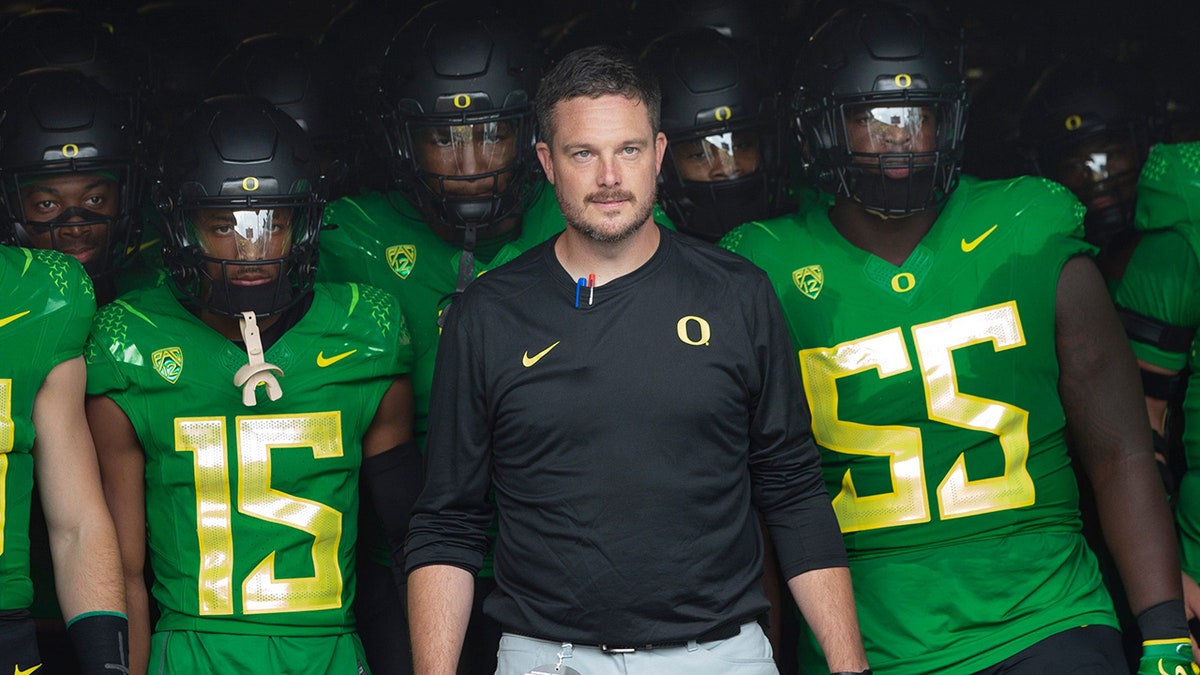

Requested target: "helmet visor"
[
  {"left": 839, "top": 105, "right": 945, "bottom": 179},
  {"left": 669, "top": 130, "right": 763, "bottom": 182},
  {"left": 1049, "top": 133, "right": 1139, "bottom": 208},
  {"left": 184, "top": 207, "right": 296, "bottom": 261},
  {"left": 412, "top": 120, "right": 520, "bottom": 180}
]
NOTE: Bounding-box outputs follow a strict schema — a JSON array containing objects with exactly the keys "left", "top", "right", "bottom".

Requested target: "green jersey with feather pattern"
[
  {"left": 0, "top": 246, "right": 94, "bottom": 610},
  {"left": 85, "top": 282, "right": 411, "bottom": 636},
  {"left": 722, "top": 175, "right": 1117, "bottom": 673}
]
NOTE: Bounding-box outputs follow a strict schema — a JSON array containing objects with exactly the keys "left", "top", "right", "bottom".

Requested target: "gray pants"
[{"left": 495, "top": 621, "right": 778, "bottom": 675}]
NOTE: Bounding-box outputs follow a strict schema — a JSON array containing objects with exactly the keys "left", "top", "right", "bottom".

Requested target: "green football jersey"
[
  {"left": 724, "top": 175, "right": 1117, "bottom": 673},
  {"left": 0, "top": 246, "right": 95, "bottom": 611},
  {"left": 318, "top": 182, "right": 566, "bottom": 448},
  {"left": 1115, "top": 141, "right": 1200, "bottom": 370},
  {"left": 85, "top": 282, "right": 411, "bottom": 636},
  {"left": 1151, "top": 146, "right": 1200, "bottom": 579},
  {"left": 1110, "top": 229, "right": 1200, "bottom": 370}
]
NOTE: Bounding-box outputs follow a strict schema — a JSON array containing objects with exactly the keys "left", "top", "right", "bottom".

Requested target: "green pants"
[{"left": 150, "top": 630, "right": 371, "bottom": 674}]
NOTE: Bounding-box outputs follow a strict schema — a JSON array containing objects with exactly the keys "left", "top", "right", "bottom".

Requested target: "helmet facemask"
[
  {"left": 162, "top": 190, "right": 322, "bottom": 319},
  {"left": 2, "top": 163, "right": 141, "bottom": 278},
  {"left": 800, "top": 92, "right": 966, "bottom": 216},
  {"left": 1039, "top": 129, "right": 1143, "bottom": 248},
  {"left": 387, "top": 106, "right": 537, "bottom": 233},
  {"left": 661, "top": 124, "right": 781, "bottom": 241}
]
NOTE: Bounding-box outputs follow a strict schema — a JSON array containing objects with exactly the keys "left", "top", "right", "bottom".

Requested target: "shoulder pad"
[{"left": 1137, "top": 142, "right": 1200, "bottom": 234}]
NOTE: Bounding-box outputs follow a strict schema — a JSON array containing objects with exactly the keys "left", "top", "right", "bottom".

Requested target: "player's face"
[
  {"left": 1050, "top": 134, "right": 1138, "bottom": 211},
  {"left": 18, "top": 173, "right": 118, "bottom": 266},
  {"left": 536, "top": 94, "right": 667, "bottom": 243},
  {"left": 413, "top": 120, "right": 518, "bottom": 196},
  {"left": 844, "top": 105, "right": 938, "bottom": 179},
  {"left": 187, "top": 207, "right": 294, "bottom": 285},
  {"left": 670, "top": 130, "right": 762, "bottom": 182}
]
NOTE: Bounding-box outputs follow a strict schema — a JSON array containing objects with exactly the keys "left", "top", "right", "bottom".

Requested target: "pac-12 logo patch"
[
  {"left": 793, "top": 265, "right": 824, "bottom": 300},
  {"left": 386, "top": 244, "right": 417, "bottom": 279},
  {"left": 152, "top": 347, "right": 183, "bottom": 384}
]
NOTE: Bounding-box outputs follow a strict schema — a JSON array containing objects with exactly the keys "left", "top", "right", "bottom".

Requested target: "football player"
[
  {"left": 0, "top": 168, "right": 128, "bottom": 675},
  {"left": 0, "top": 68, "right": 147, "bottom": 304},
  {"left": 641, "top": 27, "right": 792, "bottom": 242},
  {"left": 85, "top": 95, "right": 418, "bottom": 673},
  {"left": 721, "top": 3, "right": 1191, "bottom": 673},
  {"left": 316, "top": 3, "right": 562, "bottom": 671}
]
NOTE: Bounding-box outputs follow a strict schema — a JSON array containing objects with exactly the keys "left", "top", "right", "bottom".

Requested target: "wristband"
[
  {"left": 66, "top": 611, "right": 129, "bottom": 675},
  {"left": 1137, "top": 598, "right": 1189, "bottom": 641}
]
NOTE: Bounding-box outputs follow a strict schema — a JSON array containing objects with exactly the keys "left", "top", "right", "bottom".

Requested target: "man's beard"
[{"left": 558, "top": 187, "right": 656, "bottom": 244}]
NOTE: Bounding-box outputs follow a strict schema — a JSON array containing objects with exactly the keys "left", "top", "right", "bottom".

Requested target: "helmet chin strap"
[{"left": 233, "top": 310, "right": 284, "bottom": 406}]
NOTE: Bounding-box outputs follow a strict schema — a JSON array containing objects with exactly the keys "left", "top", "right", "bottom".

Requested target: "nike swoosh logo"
[
  {"left": 961, "top": 224, "right": 998, "bottom": 252},
  {"left": 15, "top": 664, "right": 42, "bottom": 675},
  {"left": 316, "top": 349, "right": 357, "bottom": 368},
  {"left": 0, "top": 311, "right": 30, "bottom": 329},
  {"left": 522, "top": 341, "right": 560, "bottom": 367}
]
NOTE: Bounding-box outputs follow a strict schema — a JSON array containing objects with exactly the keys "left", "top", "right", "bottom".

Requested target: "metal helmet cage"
[
  {"left": 155, "top": 95, "right": 325, "bottom": 318},
  {"left": 377, "top": 0, "right": 540, "bottom": 232},
  {"left": 792, "top": 2, "right": 967, "bottom": 216},
  {"left": 644, "top": 26, "right": 787, "bottom": 241},
  {"left": 0, "top": 67, "right": 143, "bottom": 275},
  {"left": 1019, "top": 59, "right": 1156, "bottom": 247}
]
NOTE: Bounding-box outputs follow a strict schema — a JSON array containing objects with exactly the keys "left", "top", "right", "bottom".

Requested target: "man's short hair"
[{"left": 534, "top": 45, "right": 661, "bottom": 146}]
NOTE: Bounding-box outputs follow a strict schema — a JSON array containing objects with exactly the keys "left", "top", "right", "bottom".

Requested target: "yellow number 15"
[
  {"left": 176, "top": 412, "right": 345, "bottom": 616},
  {"left": 799, "top": 302, "right": 1035, "bottom": 533}
]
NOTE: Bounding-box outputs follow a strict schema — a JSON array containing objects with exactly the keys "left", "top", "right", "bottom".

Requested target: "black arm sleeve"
[
  {"left": 746, "top": 273, "right": 848, "bottom": 580},
  {"left": 404, "top": 295, "right": 496, "bottom": 575},
  {"left": 362, "top": 439, "right": 423, "bottom": 582}
]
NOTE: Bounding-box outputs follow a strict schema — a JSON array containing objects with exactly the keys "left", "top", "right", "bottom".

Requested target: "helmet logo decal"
[
  {"left": 676, "top": 316, "right": 711, "bottom": 346},
  {"left": 715, "top": 106, "right": 733, "bottom": 121},
  {"left": 241, "top": 177, "right": 260, "bottom": 191},
  {"left": 61, "top": 144, "right": 79, "bottom": 157},
  {"left": 793, "top": 265, "right": 824, "bottom": 300},
  {"left": 152, "top": 347, "right": 184, "bottom": 384},
  {"left": 891, "top": 272, "right": 916, "bottom": 293},
  {"left": 453, "top": 94, "right": 472, "bottom": 109},
  {"left": 386, "top": 244, "right": 417, "bottom": 279},
  {"left": 894, "top": 74, "right": 912, "bottom": 88},
  {"left": 1064, "top": 115, "right": 1083, "bottom": 131}
]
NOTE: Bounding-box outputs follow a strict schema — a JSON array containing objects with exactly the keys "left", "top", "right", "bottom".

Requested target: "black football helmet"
[
  {"left": 207, "top": 34, "right": 348, "bottom": 157},
  {"left": 644, "top": 27, "right": 787, "bottom": 241},
  {"left": 156, "top": 95, "right": 324, "bottom": 318},
  {"left": 207, "top": 32, "right": 353, "bottom": 196},
  {"left": 0, "top": 8, "right": 152, "bottom": 139},
  {"left": 0, "top": 68, "right": 143, "bottom": 276},
  {"left": 378, "top": 0, "right": 540, "bottom": 234},
  {"left": 1018, "top": 59, "right": 1155, "bottom": 249},
  {"left": 792, "top": 1, "right": 967, "bottom": 216}
]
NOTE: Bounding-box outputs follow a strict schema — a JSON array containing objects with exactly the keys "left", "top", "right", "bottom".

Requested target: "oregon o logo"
[
  {"left": 894, "top": 74, "right": 912, "bottom": 88},
  {"left": 61, "top": 144, "right": 79, "bottom": 157},
  {"left": 676, "top": 316, "right": 711, "bottom": 346},
  {"left": 715, "top": 106, "right": 732, "bottom": 121},
  {"left": 891, "top": 272, "right": 916, "bottom": 293},
  {"left": 453, "top": 94, "right": 471, "bottom": 109},
  {"left": 241, "top": 177, "right": 259, "bottom": 191},
  {"left": 1065, "top": 115, "right": 1082, "bottom": 131}
]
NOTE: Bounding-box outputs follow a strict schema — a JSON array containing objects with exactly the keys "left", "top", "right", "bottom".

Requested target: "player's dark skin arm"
[
  {"left": 362, "top": 377, "right": 415, "bottom": 457},
  {"left": 1056, "top": 254, "right": 1182, "bottom": 614}
]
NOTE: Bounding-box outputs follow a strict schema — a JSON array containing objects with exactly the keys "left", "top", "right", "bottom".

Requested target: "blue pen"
[{"left": 575, "top": 277, "right": 586, "bottom": 308}]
